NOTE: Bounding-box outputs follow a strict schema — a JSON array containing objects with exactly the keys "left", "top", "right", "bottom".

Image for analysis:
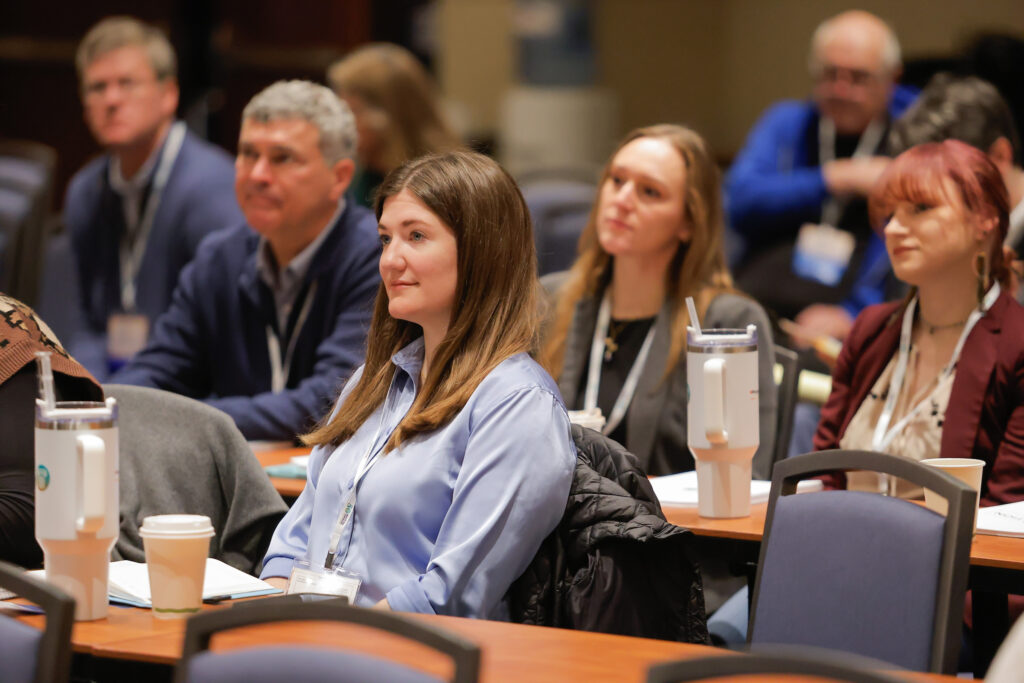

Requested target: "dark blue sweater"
[
  {"left": 112, "top": 202, "right": 381, "bottom": 440},
  {"left": 64, "top": 126, "right": 243, "bottom": 333}
]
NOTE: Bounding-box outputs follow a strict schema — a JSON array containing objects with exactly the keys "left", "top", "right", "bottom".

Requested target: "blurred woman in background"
[
  {"left": 327, "top": 43, "right": 462, "bottom": 207},
  {"left": 542, "top": 124, "right": 777, "bottom": 478}
]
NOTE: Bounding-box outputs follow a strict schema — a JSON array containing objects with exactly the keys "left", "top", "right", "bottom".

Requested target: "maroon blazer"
[{"left": 814, "top": 290, "right": 1024, "bottom": 507}]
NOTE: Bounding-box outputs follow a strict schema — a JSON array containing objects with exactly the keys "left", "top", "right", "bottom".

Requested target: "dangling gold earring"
[{"left": 974, "top": 251, "right": 990, "bottom": 304}]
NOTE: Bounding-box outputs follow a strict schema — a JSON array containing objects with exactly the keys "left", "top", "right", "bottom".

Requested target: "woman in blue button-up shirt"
[{"left": 262, "top": 151, "right": 576, "bottom": 619}]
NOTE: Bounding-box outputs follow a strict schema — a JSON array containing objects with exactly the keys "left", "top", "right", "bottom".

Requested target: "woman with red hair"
[{"left": 815, "top": 139, "right": 1024, "bottom": 506}]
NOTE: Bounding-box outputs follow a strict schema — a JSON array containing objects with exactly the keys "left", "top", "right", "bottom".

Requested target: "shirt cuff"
[
  {"left": 386, "top": 576, "right": 438, "bottom": 615},
  {"left": 260, "top": 557, "right": 295, "bottom": 581}
]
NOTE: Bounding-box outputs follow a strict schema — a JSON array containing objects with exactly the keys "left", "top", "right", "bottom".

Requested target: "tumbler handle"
[
  {"left": 703, "top": 358, "right": 729, "bottom": 445},
  {"left": 76, "top": 434, "right": 106, "bottom": 533}
]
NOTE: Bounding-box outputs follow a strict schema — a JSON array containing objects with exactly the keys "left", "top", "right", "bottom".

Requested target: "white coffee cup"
[
  {"left": 687, "top": 325, "right": 760, "bottom": 518},
  {"left": 920, "top": 458, "right": 984, "bottom": 532},
  {"left": 139, "top": 515, "right": 215, "bottom": 619},
  {"left": 35, "top": 399, "right": 119, "bottom": 621}
]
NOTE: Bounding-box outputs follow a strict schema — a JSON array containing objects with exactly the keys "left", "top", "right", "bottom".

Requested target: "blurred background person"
[
  {"left": 727, "top": 10, "right": 915, "bottom": 354},
  {"left": 65, "top": 16, "right": 242, "bottom": 379},
  {"left": 112, "top": 80, "right": 379, "bottom": 442},
  {"left": 542, "top": 124, "right": 777, "bottom": 479},
  {"left": 327, "top": 42, "right": 462, "bottom": 207}
]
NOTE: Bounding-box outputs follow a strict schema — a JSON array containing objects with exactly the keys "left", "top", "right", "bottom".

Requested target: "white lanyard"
[
  {"left": 266, "top": 281, "right": 318, "bottom": 393},
  {"left": 119, "top": 121, "right": 187, "bottom": 312},
  {"left": 817, "top": 117, "right": 885, "bottom": 227},
  {"left": 871, "top": 283, "right": 1000, "bottom": 454},
  {"left": 583, "top": 291, "right": 657, "bottom": 435},
  {"left": 323, "top": 378, "right": 398, "bottom": 568}
]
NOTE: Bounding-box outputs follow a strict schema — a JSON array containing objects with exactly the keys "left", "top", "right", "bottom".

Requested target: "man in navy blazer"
[
  {"left": 113, "top": 80, "right": 380, "bottom": 442},
  {"left": 65, "top": 17, "right": 242, "bottom": 378}
]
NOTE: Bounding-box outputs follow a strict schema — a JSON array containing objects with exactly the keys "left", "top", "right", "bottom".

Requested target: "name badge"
[
  {"left": 791, "top": 223, "right": 856, "bottom": 287},
  {"left": 107, "top": 313, "right": 149, "bottom": 373},
  {"left": 287, "top": 559, "right": 362, "bottom": 604}
]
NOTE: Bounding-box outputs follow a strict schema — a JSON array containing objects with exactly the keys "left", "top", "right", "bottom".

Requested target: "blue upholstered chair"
[
  {"left": 0, "top": 140, "right": 57, "bottom": 306},
  {"left": 174, "top": 599, "right": 480, "bottom": 683},
  {"left": 748, "top": 450, "right": 975, "bottom": 673},
  {"left": 647, "top": 647, "right": 905, "bottom": 683},
  {"left": 0, "top": 560, "right": 75, "bottom": 683},
  {"left": 521, "top": 177, "right": 596, "bottom": 276}
]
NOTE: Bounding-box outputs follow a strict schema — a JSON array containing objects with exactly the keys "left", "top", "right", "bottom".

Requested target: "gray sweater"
[{"left": 106, "top": 385, "right": 288, "bottom": 574}]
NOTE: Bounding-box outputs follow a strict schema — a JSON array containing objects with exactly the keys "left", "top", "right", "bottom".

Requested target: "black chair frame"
[
  {"left": 647, "top": 647, "right": 906, "bottom": 682},
  {"left": 772, "top": 346, "right": 800, "bottom": 468},
  {"left": 0, "top": 559, "right": 75, "bottom": 683},
  {"left": 748, "top": 449, "right": 975, "bottom": 674},
  {"left": 175, "top": 600, "right": 480, "bottom": 683}
]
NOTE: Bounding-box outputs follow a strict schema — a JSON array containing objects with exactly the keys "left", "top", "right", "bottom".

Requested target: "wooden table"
[
  {"left": 254, "top": 447, "right": 310, "bottom": 499},
  {"left": 663, "top": 501, "right": 1024, "bottom": 677},
  {"left": 15, "top": 601, "right": 961, "bottom": 682},
  {"left": 663, "top": 502, "right": 1024, "bottom": 573}
]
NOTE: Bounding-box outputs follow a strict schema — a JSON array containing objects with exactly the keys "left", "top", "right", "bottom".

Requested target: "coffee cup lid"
[{"left": 140, "top": 514, "right": 215, "bottom": 538}]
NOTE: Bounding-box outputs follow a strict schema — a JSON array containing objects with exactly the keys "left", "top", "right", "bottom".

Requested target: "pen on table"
[{"left": 202, "top": 594, "right": 235, "bottom": 604}]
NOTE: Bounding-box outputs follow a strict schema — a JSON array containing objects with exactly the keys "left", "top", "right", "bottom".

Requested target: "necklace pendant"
[{"left": 604, "top": 337, "right": 618, "bottom": 362}]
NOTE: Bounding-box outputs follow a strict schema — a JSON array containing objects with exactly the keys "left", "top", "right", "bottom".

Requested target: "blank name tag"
[
  {"left": 792, "top": 223, "right": 856, "bottom": 286},
  {"left": 287, "top": 561, "right": 361, "bottom": 604}
]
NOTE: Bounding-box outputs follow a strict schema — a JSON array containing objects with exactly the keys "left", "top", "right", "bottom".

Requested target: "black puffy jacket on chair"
[{"left": 507, "top": 425, "right": 709, "bottom": 643}]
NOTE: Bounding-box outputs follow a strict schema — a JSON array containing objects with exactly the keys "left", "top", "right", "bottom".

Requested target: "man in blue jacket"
[
  {"left": 65, "top": 17, "right": 243, "bottom": 377},
  {"left": 113, "top": 80, "right": 380, "bottom": 441},
  {"left": 726, "top": 10, "right": 916, "bottom": 348}
]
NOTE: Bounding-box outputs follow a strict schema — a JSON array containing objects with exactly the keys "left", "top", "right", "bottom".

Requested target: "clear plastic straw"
[
  {"left": 35, "top": 351, "right": 56, "bottom": 410},
  {"left": 686, "top": 296, "right": 702, "bottom": 337}
]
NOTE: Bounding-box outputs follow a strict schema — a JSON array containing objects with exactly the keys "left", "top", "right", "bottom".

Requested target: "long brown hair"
[
  {"left": 327, "top": 43, "right": 461, "bottom": 174},
  {"left": 304, "top": 150, "right": 540, "bottom": 449},
  {"left": 541, "top": 124, "right": 735, "bottom": 380}
]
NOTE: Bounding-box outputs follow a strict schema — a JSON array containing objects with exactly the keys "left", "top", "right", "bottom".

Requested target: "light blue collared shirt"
[{"left": 261, "top": 338, "right": 576, "bottom": 619}]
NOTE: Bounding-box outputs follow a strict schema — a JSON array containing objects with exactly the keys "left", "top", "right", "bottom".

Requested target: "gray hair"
[
  {"left": 809, "top": 11, "right": 902, "bottom": 77},
  {"left": 76, "top": 16, "right": 177, "bottom": 83},
  {"left": 242, "top": 80, "right": 357, "bottom": 165}
]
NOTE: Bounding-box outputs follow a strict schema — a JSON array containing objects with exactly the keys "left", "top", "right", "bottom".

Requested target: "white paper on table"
[
  {"left": 977, "top": 500, "right": 1024, "bottom": 538},
  {"left": 28, "top": 558, "right": 279, "bottom": 606},
  {"left": 289, "top": 455, "right": 310, "bottom": 468},
  {"left": 650, "top": 470, "right": 822, "bottom": 507}
]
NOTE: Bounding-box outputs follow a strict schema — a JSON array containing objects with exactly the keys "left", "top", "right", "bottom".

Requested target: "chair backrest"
[
  {"left": 748, "top": 450, "right": 974, "bottom": 673},
  {"left": 521, "top": 178, "right": 596, "bottom": 276},
  {"left": 646, "top": 648, "right": 904, "bottom": 683},
  {"left": 104, "top": 384, "right": 288, "bottom": 574},
  {"left": 174, "top": 599, "right": 480, "bottom": 683},
  {"left": 0, "top": 186, "right": 33, "bottom": 295},
  {"left": 0, "top": 139, "right": 58, "bottom": 307},
  {"left": 772, "top": 346, "right": 800, "bottom": 469},
  {"left": 0, "top": 560, "right": 75, "bottom": 683}
]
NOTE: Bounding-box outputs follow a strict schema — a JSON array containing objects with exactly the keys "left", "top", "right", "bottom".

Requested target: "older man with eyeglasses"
[
  {"left": 64, "top": 16, "right": 242, "bottom": 379},
  {"left": 726, "top": 11, "right": 918, "bottom": 354}
]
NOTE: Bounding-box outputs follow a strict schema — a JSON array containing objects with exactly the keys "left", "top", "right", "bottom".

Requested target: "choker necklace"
[{"left": 918, "top": 313, "right": 969, "bottom": 335}]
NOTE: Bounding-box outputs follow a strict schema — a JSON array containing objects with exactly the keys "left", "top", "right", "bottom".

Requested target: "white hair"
[
  {"left": 242, "top": 80, "right": 357, "bottom": 165},
  {"left": 809, "top": 12, "right": 902, "bottom": 76}
]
